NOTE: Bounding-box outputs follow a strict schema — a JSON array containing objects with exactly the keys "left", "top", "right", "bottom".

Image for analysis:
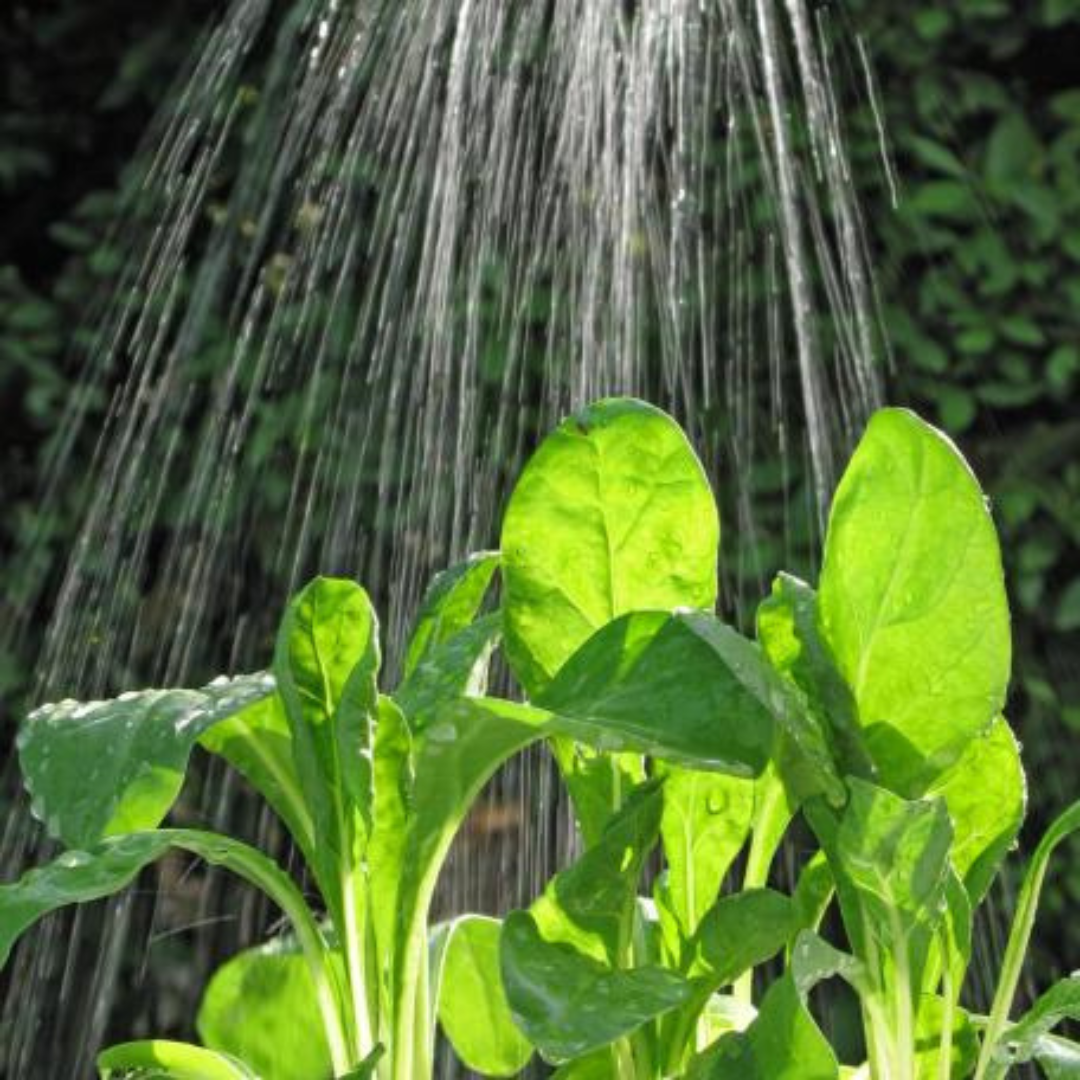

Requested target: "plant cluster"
[{"left": 2, "top": 398, "right": 1078, "bottom": 1079}]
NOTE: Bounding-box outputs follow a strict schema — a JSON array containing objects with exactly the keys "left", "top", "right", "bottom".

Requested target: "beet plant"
[{"left": 2, "top": 399, "right": 1078, "bottom": 1080}]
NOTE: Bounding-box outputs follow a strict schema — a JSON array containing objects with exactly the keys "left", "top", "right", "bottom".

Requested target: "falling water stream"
[{"left": 0, "top": 0, "right": 895, "bottom": 1073}]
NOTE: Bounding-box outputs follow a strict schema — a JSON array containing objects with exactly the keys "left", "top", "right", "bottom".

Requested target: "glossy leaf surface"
[
  {"left": 198, "top": 691, "right": 314, "bottom": 858},
  {"left": 818, "top": 408, "right": 1011, "bottom": 795},
  {"left": 0, "top": 828, "right": 319, "bottom": 968},
  {"left": 687, "top": 932, "right": 859, "bottom": 1079},
  {"left": 925, "top": 714, "right": 1026, "bottom": 903},
  {"left": 500, "top": 911, "right": 693, "bottom": 1063},
  {"left": 18, "top": 673, "right": 274, "bottom": 848},
  {"left": 656, "top": 763, "right": 754, "bottom": 936},
  {"left": 273, "top": 577, "right": 379, "bottom": 857},
  {"left": 539, "top": 611, "right": 840, "bottom": 801},
  {"left": 501, "top": 397, "right": 719, "bottom": 698}
]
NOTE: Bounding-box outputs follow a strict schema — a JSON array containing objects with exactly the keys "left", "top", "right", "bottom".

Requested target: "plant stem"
[
  {"left": 973, "top": 800, "right": 1080, "bottom": 1080},
  {"left": 972, "top": 857, "right": 1048, "bottom": 1080},
  {"left": 341, "top": 869, "right": 373, "bottom": 1058}
]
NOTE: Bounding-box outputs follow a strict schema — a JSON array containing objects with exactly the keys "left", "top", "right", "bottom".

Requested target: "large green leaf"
[
  {"left": 18, "top": 673, "right": 274, "bottom": 848},
  {"left": 925, "top": 714, "right": 1026, "bottom": 903},
  {"left": 500, "top": 911, "right": 694, "bottom": 1063},
  {"left": 818, "top": 408, "right": 1011, "bottom": 795},
  {"left": 501, "top": 397, "right": 719, "bottom": 698},
  {"left": 436, "top": 916, "right": 533, "bottom": 1077},
  {"left": 656, "top": 763, "right": 754, "bottom": 937},
  {"left": 197, "top": 936, "right": 345, "bottom": 1080},
  {"left": 198, "top": 691, "right": 315, "bottom": 859},
  {"left": 97, "top": 1040, "right": 257, "bottom": 1079},
  {"left": 403, "top": 552, "right": 499, "bottom": 678},
  {"left": 273, "top": 577, "right": 379, "bottom": 863},
  {"left": 0, "top": 829, "right": 326, "bottom": 970},
  {"left": 539, "top": 611, "right": 843, "bottom": 803}
]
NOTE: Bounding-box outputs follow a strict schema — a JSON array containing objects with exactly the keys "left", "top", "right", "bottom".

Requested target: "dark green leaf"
[
  {"left": 19, "top": 673, "right": 274, "bottom": 848},
  {"left": 500, "top": 911, "right": 694, "bottom": 1063}
]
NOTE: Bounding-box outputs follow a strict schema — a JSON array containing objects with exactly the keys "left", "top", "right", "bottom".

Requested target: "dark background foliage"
[{"left": 0, "top": 0, "right": 1077, "bottom": 1042}]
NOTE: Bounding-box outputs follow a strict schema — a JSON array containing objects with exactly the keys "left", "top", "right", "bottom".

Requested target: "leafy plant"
[{"left": 3, "top": 397, "right": 1079, "bottom": 1079}]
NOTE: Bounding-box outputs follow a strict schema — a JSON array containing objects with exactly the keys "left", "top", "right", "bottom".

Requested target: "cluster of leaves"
[
  {"left": 3, "top": 398, "right": 1080, "bottom": 1079},
  {"left": 844, "top": 0, "right": 1080, "bottom": 963}
]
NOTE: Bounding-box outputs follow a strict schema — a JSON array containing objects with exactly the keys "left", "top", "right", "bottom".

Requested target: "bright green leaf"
[
  {"left": 501, "top": 397, "right": 719, "bottom": 698},
  {"left": 818, "top": 408, "right": 1011, "bottom": 795},
  {"left": 436, "top": 916, "right": 533, "bottom": 1077}
]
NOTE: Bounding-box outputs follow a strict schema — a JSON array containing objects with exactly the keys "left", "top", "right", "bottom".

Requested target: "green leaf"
[
  {"left": 274, "top": 577, "right": 379, "bottom": 866},
  {"left": 436, "top": 916, "right": 533, "bottom": 1077},
  {"left": 198, "top": 692, "right": 315, "bottom": 860},
  {"left": 395, "top": 612, "right": 501, "bottom": 730},
  {"left": 501, "top": 397, "right": 719, "bottom": 698},
  {"left": 529, "top": 781, "right": 665, "bottom": 964},
  {"left": 500, "top": 911, "right": 694, "bottom": 1063},
  {"left": 913, "top": 995, "right": 978, "bottom": 1079},
  {"left": 689, "top": 889, "right": 795, "bottom": 986},
  {"left": 1033, "top": 1033, "right": 1080, "bottom": 1077},
  {"left": 656, "top": 763, "right": 754, "bottom": 937},
  {"left": 97, "top": 1040, "right": 258, "bottom": 1079},
  {"left": 757, "top": 573, "right": 873, "bottom": 779},
  {"left": 925, "top": 715, "right": 1026, "bottom": 903},
  {"left": 993, "top": 977, "right": 1080, "bottom": 1068},
  {"left": 385, "top": 697, "right": 551, "bottom": 1077},
  {"left": 403, "top": 551, "right": 499, "bottom": 678},
  {"left": 818, "top": 408, "right": 1011, "bottom": 795},
  {"left": 686, "top": 932, "right": 858, "bottom": 1079},
  {"left": 197, "top": 937, "right": 345, "bottom": 1080},
  {"left": 539, "top": 611, "right": 842, "bottom": 804},
  {"left": 828, "top": 779, "right": 953, "bottom": 981},
  {"left": 0, "top": 829, "right": 325, "bottom": 970},
  {"left": 18, "top": 673, "right": 274, "bottom": 848}
]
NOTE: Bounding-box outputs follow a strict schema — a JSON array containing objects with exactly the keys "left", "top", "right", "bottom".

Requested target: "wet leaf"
[
  {"left": 818, "top": 408, "right": 1011, "bottom": 795},
  {"left": 97, "top": 1040, "right": 257, "bottom": 1079},
  {"left": 501, "top": 397, "right": 718, "bottom": 698},
  {"left": 18, "top": 672, "right": 275, "bottom": 848}
]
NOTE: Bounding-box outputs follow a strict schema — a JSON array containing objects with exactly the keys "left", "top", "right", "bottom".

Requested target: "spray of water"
[{"left": 1, "top": 1, "right": 885, "bottom": 1072}]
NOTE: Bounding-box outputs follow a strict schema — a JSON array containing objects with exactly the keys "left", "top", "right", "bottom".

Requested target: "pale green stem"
[
  {"left": 973, "top": 859, "right": 1048, "bottom": 1080},
  {"left": 342, "top": 868, "right": 373, "bottom": 1061}
]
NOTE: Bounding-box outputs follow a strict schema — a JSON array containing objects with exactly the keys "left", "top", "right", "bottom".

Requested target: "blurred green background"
[{"left": 1, "top": 0, "right": 1078, "bottom": 1016}]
